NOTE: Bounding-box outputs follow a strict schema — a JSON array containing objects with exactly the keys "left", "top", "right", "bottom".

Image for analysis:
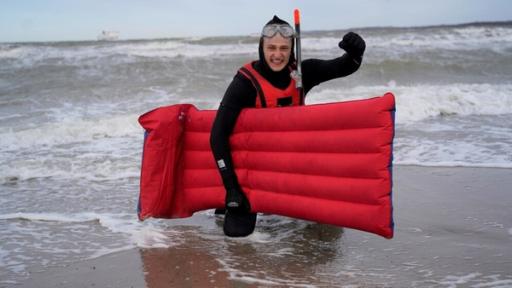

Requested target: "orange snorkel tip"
[{"left": 294, "top": 9, "right": 301, "bottom": 25}]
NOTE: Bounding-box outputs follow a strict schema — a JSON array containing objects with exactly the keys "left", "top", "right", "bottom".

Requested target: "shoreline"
[{"left": 17, "top": 165, "right": 512, "bottom": 288}]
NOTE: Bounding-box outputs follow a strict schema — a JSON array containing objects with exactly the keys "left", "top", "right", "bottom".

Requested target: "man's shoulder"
[
  {"left": 233, "top": 70, "right": 254, "bottom": 86},
  {"left": 221, "top": 71, "right": 257, "bottom": 108}
]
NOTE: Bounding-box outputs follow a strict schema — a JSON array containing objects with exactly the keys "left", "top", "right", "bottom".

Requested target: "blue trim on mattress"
[
  {"left": 137, "top": 130, "right": 149, "bottom": 217},
  {"left": 388, "top": 106, "right": 396, "bottom": 232}
]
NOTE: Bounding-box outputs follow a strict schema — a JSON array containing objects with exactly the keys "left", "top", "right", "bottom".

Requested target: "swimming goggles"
[{"left": 261, "top": 24, "right": 295, "bottom": 38}]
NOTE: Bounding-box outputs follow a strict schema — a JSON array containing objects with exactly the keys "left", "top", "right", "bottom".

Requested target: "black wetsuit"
[{"left": 211, "top": 54, "right": 361, "bottom": 198}]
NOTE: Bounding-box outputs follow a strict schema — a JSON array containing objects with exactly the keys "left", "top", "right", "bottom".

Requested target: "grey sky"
[{"left": 1, "top": 0, "right": 511, "bottom": 42}]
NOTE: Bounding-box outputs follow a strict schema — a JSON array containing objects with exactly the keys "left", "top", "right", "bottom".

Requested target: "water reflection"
[{"left": 139, "top": 216, "right": 343, "bottom": 287}]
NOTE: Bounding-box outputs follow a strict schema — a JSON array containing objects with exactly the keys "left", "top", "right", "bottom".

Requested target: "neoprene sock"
[{"left": 223, "top": 210, "right": 257, "bottom": 237}]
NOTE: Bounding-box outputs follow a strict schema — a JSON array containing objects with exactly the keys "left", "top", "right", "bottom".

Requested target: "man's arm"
[
  {"left": 302, "top": 32, "right": 365, "bottom": 94},
  {"left": 210, "top": 73, "right": 256, "bottom": 210},
  {"left": 302, "top": 54, "right": 361, "bottom": 94}
]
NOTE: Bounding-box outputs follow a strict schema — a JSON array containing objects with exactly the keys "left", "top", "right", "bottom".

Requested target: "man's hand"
[{"left": 338, "top": 32, "right": 366, "bottom": 59}]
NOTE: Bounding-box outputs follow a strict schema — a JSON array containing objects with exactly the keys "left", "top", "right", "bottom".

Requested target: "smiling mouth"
[{"left": 270, "top": 58, "right": 284, "bottom": 66}]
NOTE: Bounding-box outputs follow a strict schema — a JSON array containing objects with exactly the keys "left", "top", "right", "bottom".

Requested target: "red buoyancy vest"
[
  {"left": 138, "top": 93, "right": 395, "bottom": 238},
  {"left": 238, "top": 62, "right": 301, "bottom": 108},
  {"left": 137, "top": 93, "right": 396, "bottom": 238}
]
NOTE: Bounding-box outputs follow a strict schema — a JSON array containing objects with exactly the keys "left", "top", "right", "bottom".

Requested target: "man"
[{"left": 210, "top": 15, "right": 366, "bottom": 237}]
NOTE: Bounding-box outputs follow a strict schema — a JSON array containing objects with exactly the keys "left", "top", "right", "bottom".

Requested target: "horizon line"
[{"left": 2, "top": 19, "right": 511, "bottom": 45}]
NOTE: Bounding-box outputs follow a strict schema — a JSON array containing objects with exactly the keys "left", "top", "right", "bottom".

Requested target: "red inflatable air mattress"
[{"left": 138, "top": 93, "right": 396, "bottom": 238}]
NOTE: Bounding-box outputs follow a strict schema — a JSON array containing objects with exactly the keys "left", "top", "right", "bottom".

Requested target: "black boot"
[{"left": 223, "top": 210, "right": 257, "bottom": 237}]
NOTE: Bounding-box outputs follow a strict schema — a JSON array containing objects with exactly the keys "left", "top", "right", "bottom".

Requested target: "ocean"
[{"left": 1, "top": 22, "right": 512, "bottom": 287}]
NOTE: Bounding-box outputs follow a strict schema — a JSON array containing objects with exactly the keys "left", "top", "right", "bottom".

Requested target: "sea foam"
[{"left": 308, "top": 83, "right": 512, "bottom": 123}]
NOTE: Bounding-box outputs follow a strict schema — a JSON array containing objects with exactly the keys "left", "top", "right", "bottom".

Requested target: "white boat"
[{"left": 97, "top": 31, "right": 119, "bottom": 41}]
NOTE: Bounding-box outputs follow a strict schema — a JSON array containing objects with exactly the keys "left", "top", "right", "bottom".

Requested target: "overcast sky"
[{"left": 1, "top": 0, "right": 511, "bottom": 42}]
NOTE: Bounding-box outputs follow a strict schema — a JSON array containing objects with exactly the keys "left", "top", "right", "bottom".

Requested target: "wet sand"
[{"left": 19, "top": 165, "right": 512, "bottom": 288}]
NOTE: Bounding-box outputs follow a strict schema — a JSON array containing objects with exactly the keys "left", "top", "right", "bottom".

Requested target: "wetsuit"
[{"left": 210, "top": 52, "right": 362, "bottom": 236}]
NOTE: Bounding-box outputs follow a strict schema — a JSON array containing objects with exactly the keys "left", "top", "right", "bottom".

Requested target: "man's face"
[{"left": 263, "top": 34, "right": 292, "bottom": 72}]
